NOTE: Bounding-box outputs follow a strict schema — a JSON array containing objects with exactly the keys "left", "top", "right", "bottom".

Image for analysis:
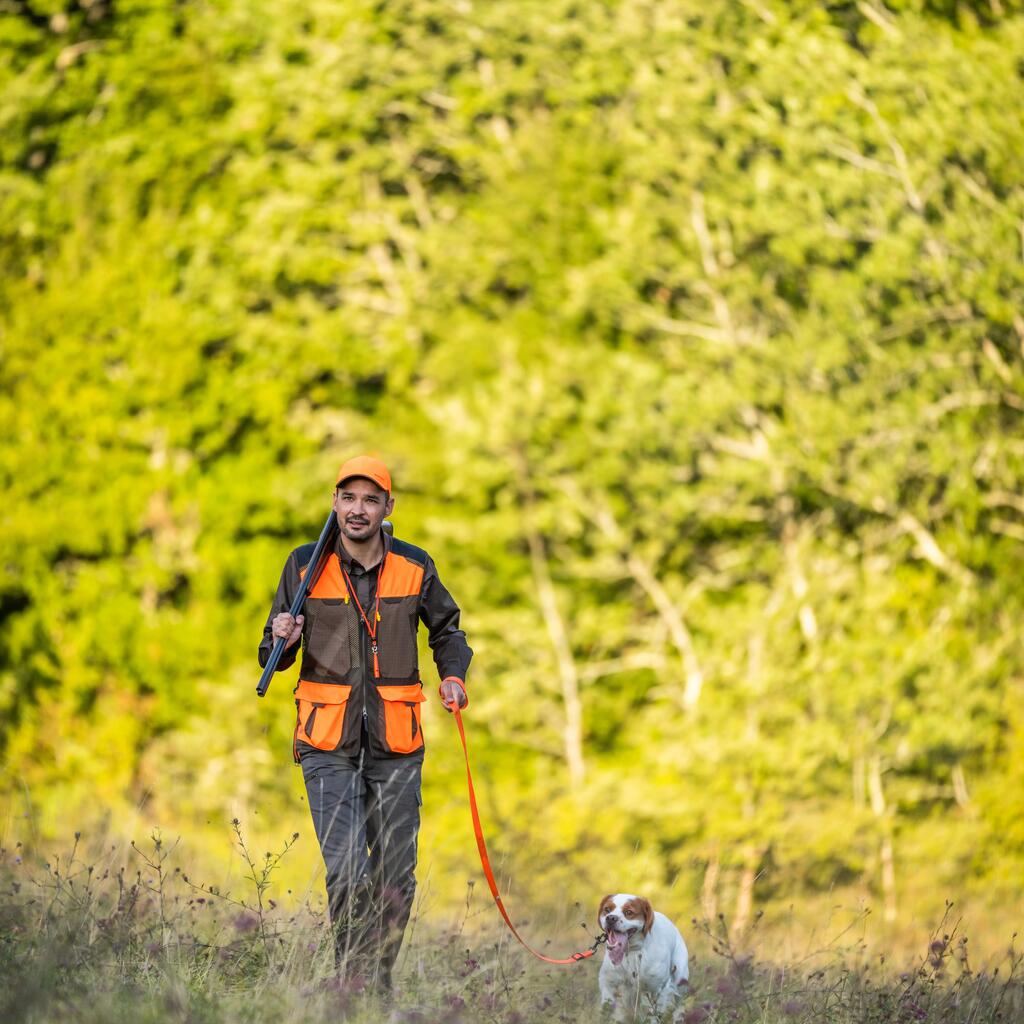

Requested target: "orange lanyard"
[{"left": 341, "top": 563, "right": 382, "bottom": 679}]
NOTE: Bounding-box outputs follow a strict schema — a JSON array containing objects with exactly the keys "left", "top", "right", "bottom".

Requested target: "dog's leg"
[
  {"left": 654, "top": 980, "right": 686, "bottom": 1023},
  {"left": 601, "top": 999, "right": 628, "bottom": 1024},
  {"left": 599, "top": 977, "right": 627, "bottom": 1024},
  {"left": 599, "top": 968, "right": 620, "bottom": 1021}
]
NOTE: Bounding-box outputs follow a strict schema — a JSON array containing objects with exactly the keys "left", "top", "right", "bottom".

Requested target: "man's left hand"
[{"left": 439, "top": 677, "right": 468, "bottom": 712}]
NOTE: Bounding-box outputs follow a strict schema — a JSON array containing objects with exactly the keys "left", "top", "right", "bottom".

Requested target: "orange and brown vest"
[{"left": 292, "top": 536, "right": 429, "bottom": 761}]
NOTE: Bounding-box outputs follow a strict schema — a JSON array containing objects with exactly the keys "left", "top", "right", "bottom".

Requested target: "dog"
[{"left": 597, "top": 893, "right": 689, "bottom": 1022}]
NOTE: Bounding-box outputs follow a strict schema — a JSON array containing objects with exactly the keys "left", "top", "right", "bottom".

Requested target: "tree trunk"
[
  {"left": 513, "top": 450, "right": 585, "bottom": 789},
  {"left": 701, "top": 854, "right": 720, "bottom": 922},
  {"left": 868, "top": 755, "right": 897, "bottom": 923},
  {"left": 731, "top": 845, "right": 764, "bottom": 940},
  {"left": 525, "top": 526, "right": 586, "bottom": 789}
]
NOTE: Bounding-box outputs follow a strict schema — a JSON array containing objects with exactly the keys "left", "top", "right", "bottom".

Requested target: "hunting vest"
[{"left": 292, "top": 537, "right": 427, "bottom": 761}]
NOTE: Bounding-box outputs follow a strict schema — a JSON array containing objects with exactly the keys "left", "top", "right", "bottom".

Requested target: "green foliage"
[{"left": 1, "top": 0, "right": 1023, "bottom": 940}]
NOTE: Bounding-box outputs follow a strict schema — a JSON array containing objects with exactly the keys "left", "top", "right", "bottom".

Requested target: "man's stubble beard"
[{"left": 340, "top": 520, "right": 376, "bottom": 542}]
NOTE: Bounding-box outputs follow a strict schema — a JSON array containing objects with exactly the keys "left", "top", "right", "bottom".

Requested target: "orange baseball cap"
[{"left": 335, "top": 455, "right": 392, "bottom": 494}]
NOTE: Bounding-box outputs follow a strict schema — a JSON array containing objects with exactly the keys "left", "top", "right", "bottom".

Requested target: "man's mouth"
[
  {"left": 346, "top": 518, "right": 369, "bottom": 528},
  {"left": 605, "top": 928, "right": 629, "bottom": 965}
]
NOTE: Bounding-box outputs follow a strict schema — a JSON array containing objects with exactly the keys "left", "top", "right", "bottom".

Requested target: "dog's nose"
[{"left": 605, "top": 913, "right": 619, "bottom": 928}]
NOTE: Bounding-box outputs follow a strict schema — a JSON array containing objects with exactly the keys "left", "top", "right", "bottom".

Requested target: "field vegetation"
[{"left": 2, "top": 831, "right": 1021, "bottom": 1024}]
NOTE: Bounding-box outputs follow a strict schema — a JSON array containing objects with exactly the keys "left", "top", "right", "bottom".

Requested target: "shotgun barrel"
[{"left": 256, "top": 510, "right": 338, "bottom": 698}]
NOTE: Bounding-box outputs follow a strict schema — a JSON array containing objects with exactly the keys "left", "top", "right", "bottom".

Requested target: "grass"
[{"left": 0, "top": 831, "right": 1020, "bottom": 1024}]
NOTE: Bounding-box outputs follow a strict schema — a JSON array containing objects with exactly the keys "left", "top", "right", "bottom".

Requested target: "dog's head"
[{"left": 598, "top": 893, "right": 654, "bottom": 965}]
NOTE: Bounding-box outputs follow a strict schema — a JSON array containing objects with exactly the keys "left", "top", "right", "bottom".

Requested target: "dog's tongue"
[{"left": 606, "top": 929, "right": 627, "bottom": 965}]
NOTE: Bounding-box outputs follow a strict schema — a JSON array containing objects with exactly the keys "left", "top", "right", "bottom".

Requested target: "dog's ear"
[
  {"left": 638, "top": 897, "right": 654, "bottom": 936},
  {"left": 598, "top": 894, "right": 614, "bottom": 928}
]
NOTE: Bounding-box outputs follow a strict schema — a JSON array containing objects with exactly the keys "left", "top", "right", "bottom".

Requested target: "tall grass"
[{"left": 0, "top": 831, "right": 1020, "bottom": 1024}]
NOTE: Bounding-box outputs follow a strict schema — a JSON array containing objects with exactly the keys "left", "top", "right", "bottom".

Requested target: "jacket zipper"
[
  {"left": 360, "top": 559, "right": 385, "bottom": 757},
  {"left": 361, "top": 613, "right": 370, "bottom": 752},
  {"left": 338, "top": 540, "right": 387, "bottom": 758}
]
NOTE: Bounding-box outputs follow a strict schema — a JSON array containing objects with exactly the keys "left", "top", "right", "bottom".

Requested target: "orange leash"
[{"left": 451, "top": 706, "right": 603, "bottom": 965}]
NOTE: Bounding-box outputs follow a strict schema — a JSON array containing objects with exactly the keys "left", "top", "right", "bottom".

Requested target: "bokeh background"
[{"left": 2, "top": 0, "right": 1023, "bottom": 956}]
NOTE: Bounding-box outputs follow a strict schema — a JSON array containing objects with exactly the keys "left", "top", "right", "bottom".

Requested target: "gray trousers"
[{"left": 300, "top": 743, "right": 422, "bottom": 986}]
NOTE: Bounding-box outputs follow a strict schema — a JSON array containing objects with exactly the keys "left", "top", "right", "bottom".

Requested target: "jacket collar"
[{"left": 334, "top": 526, "right": 391, "bottom": 573}]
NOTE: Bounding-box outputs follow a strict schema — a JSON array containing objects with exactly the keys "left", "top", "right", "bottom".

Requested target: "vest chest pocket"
[
  {"left": 304, "top": 598, "right": 354, "bottom": 682},
  {"left": 375, "top": 601, "right": 419, "bottom": 680},
  {"left": 378, "top": 683, "right": 426, "bottom": 754},
  {"left": 294, "top": 680, "right": 352, "bottom": 752}
]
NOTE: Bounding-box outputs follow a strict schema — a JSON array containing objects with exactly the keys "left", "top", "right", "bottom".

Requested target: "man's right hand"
[
  {"left": 271, "top": 612, "right": 304, "bottom": 648},
  {"left": 439, "top": 677, "right": 468, "bottom": 712}
]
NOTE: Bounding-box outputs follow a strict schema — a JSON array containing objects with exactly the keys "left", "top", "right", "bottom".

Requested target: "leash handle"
[{"left": 452, "top": 706, "right": 600, "bottom": 965}]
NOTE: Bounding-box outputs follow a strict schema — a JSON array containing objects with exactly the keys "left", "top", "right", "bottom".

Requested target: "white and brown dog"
[{"left": 597, "top": 893, "right": 689, "bottom": 1022}]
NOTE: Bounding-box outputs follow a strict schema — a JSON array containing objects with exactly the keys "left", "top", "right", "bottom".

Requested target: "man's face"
[{"left": 333, "top": 477, "right": 394, "bottom": 542}]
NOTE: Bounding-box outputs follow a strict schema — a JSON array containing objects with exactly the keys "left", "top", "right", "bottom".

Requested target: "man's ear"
[{"left": 385, "top": 495, "right": 395, "bottom": 517}]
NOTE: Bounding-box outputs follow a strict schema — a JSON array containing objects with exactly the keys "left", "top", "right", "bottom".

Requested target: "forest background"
[{"left": 2, "top": 0, "right": 1023, "bottom": 961}]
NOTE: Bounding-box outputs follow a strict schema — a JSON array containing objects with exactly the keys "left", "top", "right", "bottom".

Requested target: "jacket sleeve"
[
  {"left": 258, "top": 549, "right": 303, "bottom": 672},
  {"left": 419, "top": 556, "right": 473, "bottom": 683}
]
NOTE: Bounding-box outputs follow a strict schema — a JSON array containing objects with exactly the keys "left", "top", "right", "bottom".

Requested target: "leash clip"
[{"left": 570, "top": 932, "right": 608, "bottom": 960}]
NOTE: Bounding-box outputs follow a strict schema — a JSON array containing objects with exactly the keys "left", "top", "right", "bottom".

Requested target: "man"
[{"left": 258, "top": 455, "right": 471, "bottom": 990}]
